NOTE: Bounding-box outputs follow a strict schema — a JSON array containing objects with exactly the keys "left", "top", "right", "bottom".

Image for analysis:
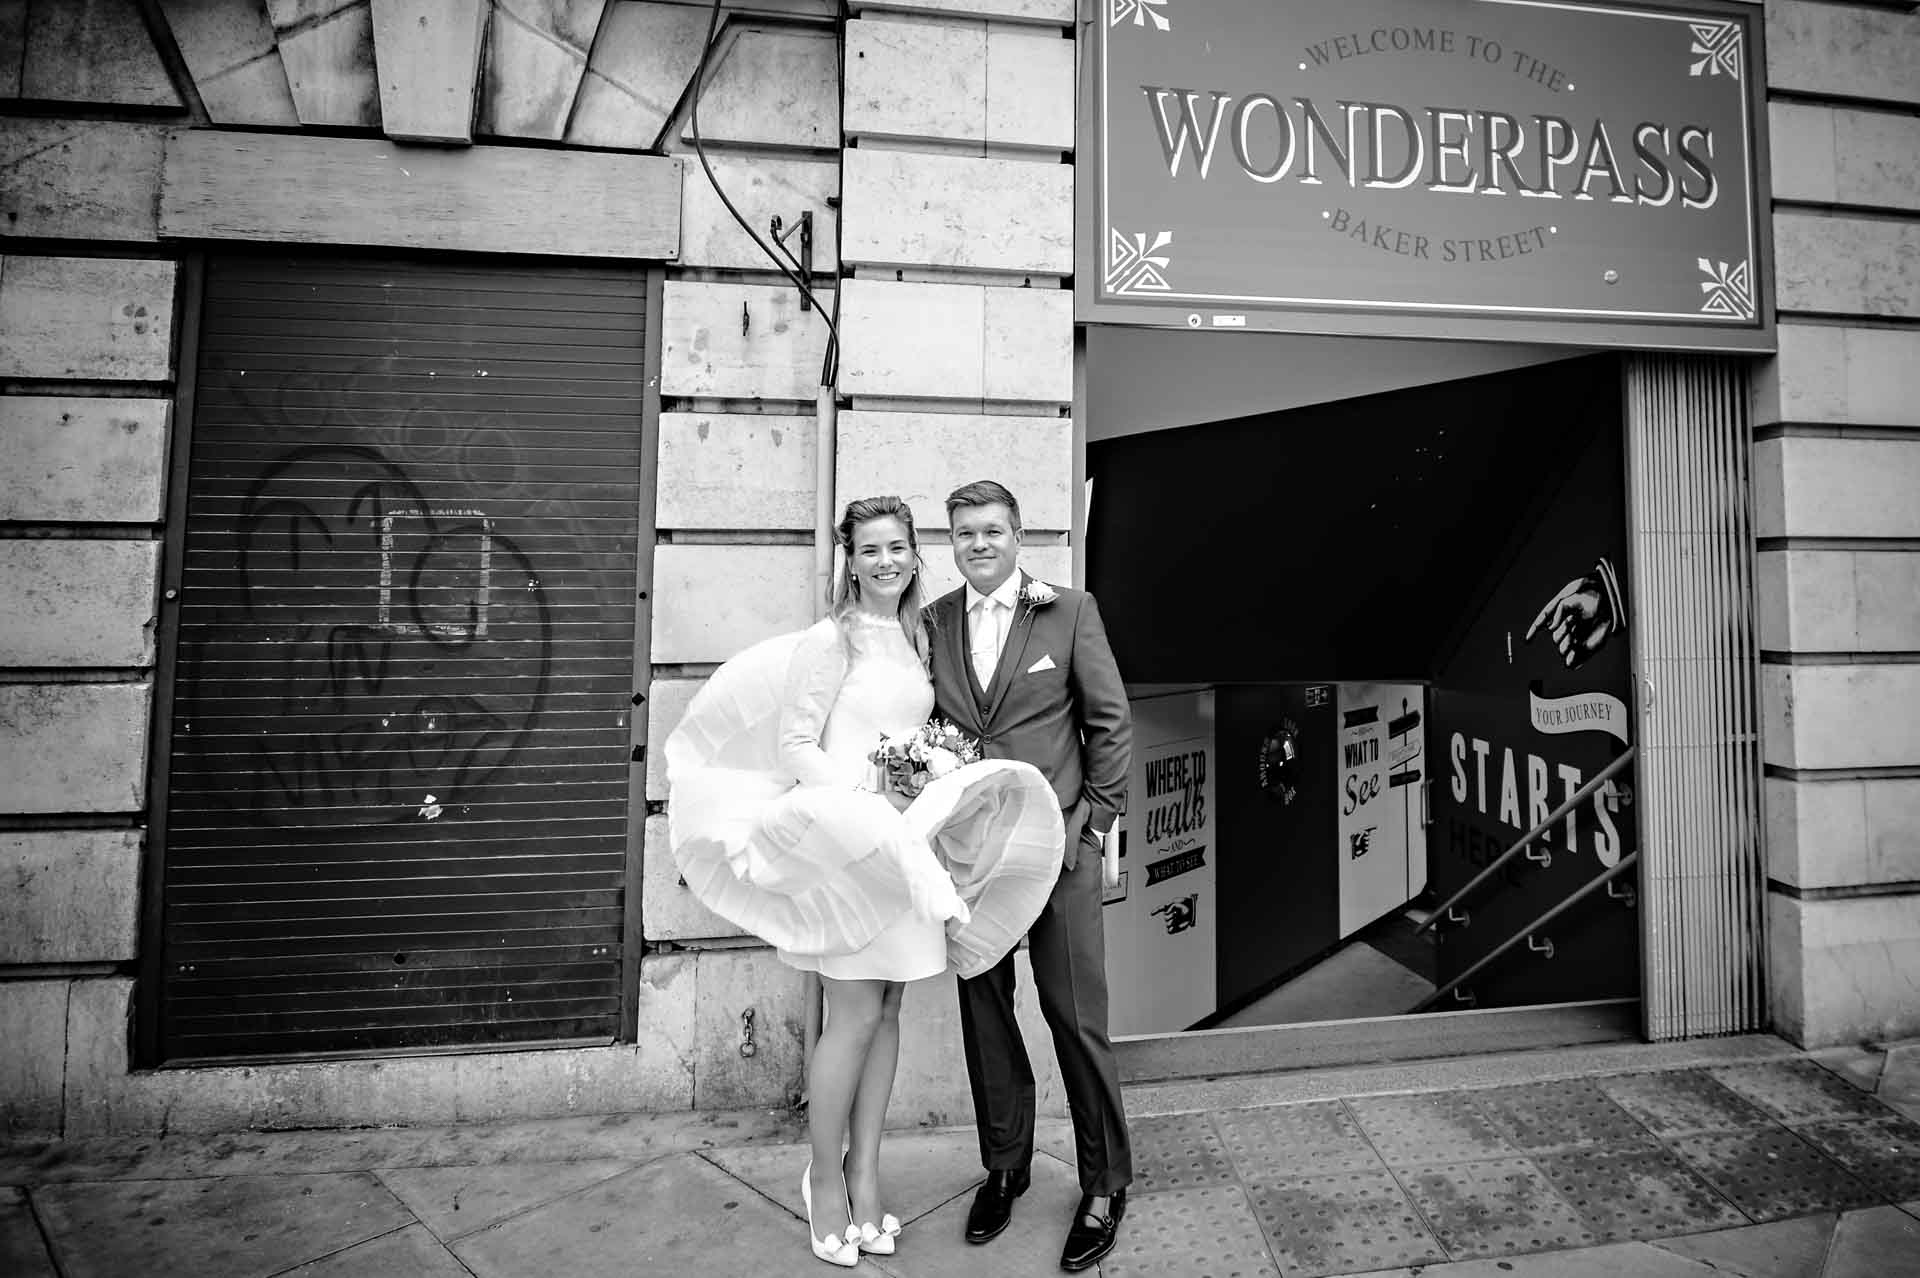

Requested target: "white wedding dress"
[{"left": 667, "top": 613, "right": 1064, "bottom": 981}]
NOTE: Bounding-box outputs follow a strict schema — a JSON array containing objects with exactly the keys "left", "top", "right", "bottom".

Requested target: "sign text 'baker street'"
[{"left": 1081, "top": 0, "right": 1770, "bottom": 349}]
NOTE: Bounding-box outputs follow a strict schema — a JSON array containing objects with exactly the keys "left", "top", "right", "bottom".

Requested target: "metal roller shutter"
[
  {"left": 155, "top": 253, "right": 650, "bottom": 1062},
  {"left": 1624, "top": 354, "right": 1767, "bottom": 1039}
]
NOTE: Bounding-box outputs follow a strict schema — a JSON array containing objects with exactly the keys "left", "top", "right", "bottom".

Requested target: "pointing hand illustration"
[{"left": 1525, "top": 558, "right": 1625, "bottom": 670}]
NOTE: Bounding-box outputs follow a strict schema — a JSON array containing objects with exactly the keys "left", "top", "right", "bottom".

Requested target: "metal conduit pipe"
[
  {"left": 802, "top": 378, "right": 838, "bottom": 1100},
  {"left": 800, "top": 0, "right": 850, "bottom": 1098}
]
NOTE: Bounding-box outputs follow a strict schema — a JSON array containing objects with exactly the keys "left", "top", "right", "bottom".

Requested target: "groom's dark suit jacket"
[{"left": 929, "top": 573, "right": 1131, "bottom": 859}]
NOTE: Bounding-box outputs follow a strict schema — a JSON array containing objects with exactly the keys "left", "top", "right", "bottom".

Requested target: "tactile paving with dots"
[
  {"left": 1793, "top": 1115, "right": 1920, "bottom": 1202},
  {"left": 1596, "top": 1069, "right": 1778, "bottom": 1137},
  {"left": 1708, "top": 1060, "right": 1892, "bottom": 1125},
  {"left": 1667, "top": 1126, "right": 1883, "bottom": 1221},
  {"left": 1212, "top": 1102, "right": 1385, "bottom": 1180},
  {"left": 1397, "top": 1156, "right": 1600, "bottom": 1258},
  {"left": 1465, "top": 1079, "right": 1655, "bottom": 1152},
  {"left": 1128, "top": 1112, "right": 1239, "bottom": 1195},
  {"left": 1097, "top": 1184, "right": 1280, "bottom": 1278},
  {"left": 1344, "top": 1093, "right": 1518, "bottom": 1165},
  {"left": 1245, "top": 1167, "right": 1446, "bottom": 1277},
  {"left": 1531, "top": 1141, "right": 1747, "bottom": 1241}
]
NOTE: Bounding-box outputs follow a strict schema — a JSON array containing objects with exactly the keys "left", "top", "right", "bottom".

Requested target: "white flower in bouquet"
[{"left": 868, "top": 718, "right": 981, "bottom": 797}]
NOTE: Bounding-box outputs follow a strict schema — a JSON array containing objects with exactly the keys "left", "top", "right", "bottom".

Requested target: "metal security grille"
[
  {"left": 1624, "top": 354, "right": 1767, "bottom": 1040},
  {"left": 156, "top": 254, "right": 649, "bottom": 1062}
]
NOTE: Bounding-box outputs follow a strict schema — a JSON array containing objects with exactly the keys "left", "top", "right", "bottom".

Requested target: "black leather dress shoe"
[
  {"left": 1059, "top": 1189, "right": 1126, "bottom": 1272},
  {"left": 964, "top": 1167, "right": 1031, "bottom": 1243}
]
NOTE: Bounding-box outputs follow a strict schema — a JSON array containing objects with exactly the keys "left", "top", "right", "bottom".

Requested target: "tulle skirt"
[{"left": 665, "top": 631, "right": 1064, "bottom": 980}]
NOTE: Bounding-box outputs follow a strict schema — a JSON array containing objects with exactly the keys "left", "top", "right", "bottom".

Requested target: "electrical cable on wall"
[{"left": 687, "top": 0, "right": 841, "bottom": 385}]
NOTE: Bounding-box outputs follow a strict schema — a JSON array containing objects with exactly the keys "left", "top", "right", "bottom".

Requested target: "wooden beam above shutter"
[
  {"left": 370, "top": 0, "right": 488, "bottom": 145},
  {"left": 159, "top": 129, "right": 680, "bottom": 260}
]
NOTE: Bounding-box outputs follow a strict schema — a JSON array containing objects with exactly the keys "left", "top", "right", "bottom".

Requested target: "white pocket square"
[{"left": 1027, "top": 654, "right": 1057, "bottom": 674}]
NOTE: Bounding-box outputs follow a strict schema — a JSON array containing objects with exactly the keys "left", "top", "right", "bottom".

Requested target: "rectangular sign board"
[{"left": 1079, "top": 0, "right": 1772, "bottom": 350}]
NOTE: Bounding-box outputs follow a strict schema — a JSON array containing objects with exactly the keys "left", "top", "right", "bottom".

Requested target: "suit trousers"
[{"left": 956, "top": 830, "right": 1133, "bottom": 1196}]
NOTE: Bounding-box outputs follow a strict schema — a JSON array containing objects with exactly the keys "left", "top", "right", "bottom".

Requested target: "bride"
[{"left": 667, "top": 495, "right": 1062, "bottom": 1267}]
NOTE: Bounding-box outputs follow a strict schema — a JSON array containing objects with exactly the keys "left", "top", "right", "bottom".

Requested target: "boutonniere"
[{"left": 1019, "top": 579, "right": 1058, "bottom": 611}]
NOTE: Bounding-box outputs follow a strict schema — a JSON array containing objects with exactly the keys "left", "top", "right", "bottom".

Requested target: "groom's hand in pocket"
[
  {"left": 1063, "top": 799, "right": 1091, "bottom": 870},
  {"left": 1077, "top": 821, "right": 1104, "bottom": 869}
]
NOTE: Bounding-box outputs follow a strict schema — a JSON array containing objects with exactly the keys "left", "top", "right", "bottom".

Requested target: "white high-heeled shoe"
[
  {"left": 801, "top": 1163, "right": 860, "bottom": 1268},
  {"left": 856, "top": 1213, "right": 902, "bottom": 1256}
]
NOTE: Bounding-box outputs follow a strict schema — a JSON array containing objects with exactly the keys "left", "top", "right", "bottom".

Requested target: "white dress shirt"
[{"left": 964, "top": 574, "right": 1023, "bottom": 690}]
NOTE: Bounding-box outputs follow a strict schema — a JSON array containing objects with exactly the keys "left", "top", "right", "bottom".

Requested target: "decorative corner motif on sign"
[
  {"left": 1109, "top": 0, "right": 1170, "bottom": 32},
  {"left": 1697, "top": 257, "right": 1754, "bottom": 320},
  {"left": 1106, "top": 229, "right": 1173, "bottom": 296},
  {"left": 1687, "top": 20, "right": 1741, "bottom": 80}
]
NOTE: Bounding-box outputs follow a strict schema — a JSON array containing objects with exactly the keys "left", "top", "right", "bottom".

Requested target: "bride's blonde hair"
[{"left": 830, "top": 495, "right": 931, "bottom": 669}]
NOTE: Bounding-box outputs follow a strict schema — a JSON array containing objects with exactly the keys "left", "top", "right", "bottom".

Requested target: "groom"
[{"left": 929, "top": 480, "right": 1133, "bottom": 1272}]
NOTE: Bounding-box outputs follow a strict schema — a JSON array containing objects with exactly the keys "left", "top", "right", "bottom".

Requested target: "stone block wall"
[
  {"left": 1754, "top": 0, "right": 1920, "bottom": 1046},
  {"left": 2, "top": 0, "right": 1042, "bottom": 1137},
  {"left": 0, "top": 13, "right": 180, "bottom": 1136}
]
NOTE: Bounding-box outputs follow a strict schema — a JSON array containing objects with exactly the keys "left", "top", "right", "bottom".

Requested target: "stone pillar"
[
  {"left": 829, "top": 0, "right": 1079, "bottom": 1120},
  {"left": 0, "top": 123, "right": 174, "bottom": 1140},
  {"left": 1755, "top": 0, "right": 1920, "bottom": 1046}
]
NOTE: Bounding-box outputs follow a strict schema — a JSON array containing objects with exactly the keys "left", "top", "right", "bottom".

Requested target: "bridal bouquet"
[{"left": 870, "top": 718, "right": 982, "bottom": 799}]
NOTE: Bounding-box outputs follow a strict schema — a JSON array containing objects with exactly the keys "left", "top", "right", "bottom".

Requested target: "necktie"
[{"left": 971, "top": 598, "right": 1000, "bottom": 689}]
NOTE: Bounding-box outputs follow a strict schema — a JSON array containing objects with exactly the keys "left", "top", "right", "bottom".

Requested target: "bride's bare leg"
[
  {"left": 809, "top": 977, "right": 884, "bottom": 1241},
  {"left": 844, "top": 980, "right": 906, "bottom": 1227}
]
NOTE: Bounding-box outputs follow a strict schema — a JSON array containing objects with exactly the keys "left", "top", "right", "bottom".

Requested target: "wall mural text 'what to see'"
[{"left": 1082, "top": 0, "right": 1772, "bottom": 349}]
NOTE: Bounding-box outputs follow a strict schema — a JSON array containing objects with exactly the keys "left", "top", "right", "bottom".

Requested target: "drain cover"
[
  {"left": 1213, "top": 1102, "right": 1383, "bottom": 1180},
  {"left": 1709, "top": 1061, "right": 1891, "bottom": 1124},
  {"left": 1467, "top": 1079, "right": 1654, "bottom": 1151},
  {"left": 1398, "top": 1156, "right": 1600, "bottom": 1258},
  {"left": 1246, "top": 1168, "right": 1446, "bottom": 1277},
  {"left": 1668, "top": 1126, "right": 1881, "bottom": 1221},
  {"left": 1533, "top": 1142, "right": 1746, "bottom": 1241},
  {"left": 1098, "top": 1184, "right": 1279, "bottom": 1278},
  {"left": 1346, "top": 1093, "right": 1517, "bottom": 1165},
  {"left": 1794, "top": 1115, "right": 1920, "bottom": 1202},
  {"left": 1129, "top": 1113, "right": 1238, "bottom": 1195},
  {"left": 1596, "top": 1069, "right": 1777, "bottom": 1137}
]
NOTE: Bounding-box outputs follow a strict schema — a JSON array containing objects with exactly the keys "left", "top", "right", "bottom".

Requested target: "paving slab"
[
  {"left": 1824, "top": 1204, "right": 1920, "bottom": 1278},
  {"left": 1125, "top": 1036, "right": 1798, "bottom": 1119},
  {"left": 1244, "top": 1166, "right": 1445, "bottom": 1276},
  {"left": 1397, "top": 1156, "right": 1600, "bottom": 1258},
  {"left": 0, "top": 1105, "right": 802, "bottom": 1186},
  {"left": 858, "top": 1146, "right": 1085, "bottom": 1278},
  {"left": 1214, "top": 1100, "right": 1385, "bottom": 1178},
  {"left": 1, "top": 1186, "right": 56, "bottom": 1278},
  {"left": 1344, "top": 1240, "right": 1731, "bottom": 1276},
  {"left": 1710, "top": 1061, "right": 1893, "bottom": 1125},
  {"left": 373, "top": 1159, "right": 636, "bottom": 1241},
  {"left": 32, "top": 1173, "right": 414, "bottom": 1278},
  {"left": 1533, "top": 1142, "right": 1747, "bottom": 1242},
  {"left": 450, "top": 1152, "right": 795, "bottom": 1278},
  {"left": 1034, "top": 1118, "right": 1079, "bottom": 1172},
  {"left": 703, "top": 1130, "right": 984, "bottom": 1229},
  {"left": 1651, "top": 1213, "right": 1840, "bottom": 1278},
  {"left": 1793, "top": 1115, "right": 1920, "bottom": 1202},
  {"left": 1810, "top": 1046, "right": 1889, "bottom": 1095},
  {"left": 1597, "top": 1069, "right": 1778, "bottom": 1137},
  {"left": 1345, "top": 1093, "right": 1518, "bottom": 1165},
  {"left": 1466, "top": 1078, "right": 1656, "bottom": 1151},
  {"left": 1127, "top": 1111, "right": 1237, "bottom": 1194},
  {"left": 280, "top": 1223, "right": 469, "bottom": 1277},
  {"left": 1667, "top": 1127, "right": 1881, "bottom": 1222},
  {"left": 1879, "top": 1046, "right": 1920, "bottom": 1109},
  {"left": 1098, "top": 1183, "right": 1279, "bottom": 1278}
]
